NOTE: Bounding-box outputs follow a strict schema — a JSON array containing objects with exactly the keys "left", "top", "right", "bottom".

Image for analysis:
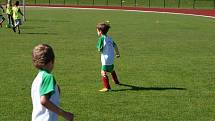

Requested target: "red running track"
[{"left": 28, "top": 4, "right": 215, "bottom": 18}]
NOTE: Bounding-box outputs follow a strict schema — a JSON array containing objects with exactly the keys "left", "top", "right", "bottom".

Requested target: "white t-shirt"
[
  {"left": 97, "top": 35, "right": 115, "bottom": 65},
  {"left": 31, "top": 70, "right": 60, "bottom": 121}
]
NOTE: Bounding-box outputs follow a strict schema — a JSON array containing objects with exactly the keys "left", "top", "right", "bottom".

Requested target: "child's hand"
[
  {"left": 116, "top": 54, "right": 120, "bottom": 58},
  {"left": 63, "top": 111, "right": 74, "bottom": 121}
]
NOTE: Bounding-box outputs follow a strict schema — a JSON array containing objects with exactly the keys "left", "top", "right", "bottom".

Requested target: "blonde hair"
[{"left": 32, "top": 44, "right": 55, "bottom": 69}]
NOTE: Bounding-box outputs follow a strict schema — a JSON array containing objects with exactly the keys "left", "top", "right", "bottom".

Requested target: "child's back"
[
  {"left": 31, "top": 70, "right": 60, "bottom": 121},
  {"left": 12, "top": 5, "right": 20, "bottom": 20},
  {"left": 98, "top": 35, "right": 115, "bottom": 65}
]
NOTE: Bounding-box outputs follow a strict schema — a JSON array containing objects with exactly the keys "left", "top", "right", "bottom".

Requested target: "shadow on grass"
[
  {"left": 22, "top": 32, "right": 58, "bottom": 35},
  {"left": 29, "top": 19, "right": 72, "bottom": 23},
  {"left": 112, "top": 83, "right": 186, "bottom": 92},
  {"left": 21, "top": 26, "right": 47, "bottom": 29}
]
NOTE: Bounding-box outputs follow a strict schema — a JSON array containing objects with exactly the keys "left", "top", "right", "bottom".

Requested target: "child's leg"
[
  {"left": 0, "top": 17, "right": 5, "bottom": 27},
  {"left": 111, "top": 70, "right": 120, "bottom": 84},
  {"left": 17, "top": 25, "right": 20, "bottom": 34},
  {"left": 7, "top": 14, "right": 11, "bottom": 25},
  {"left": 0, "top": 16, "right": 5, "bottom": 24},
  {"left": 12, "top": 19, "right": 16, "bottom": 32},
  {"left": 101, "top": 70, "right": 111, "bottom": 89},
  {"left": 10, "top": 15, "right": 14, "bottom": 27},
  {"left": 12, "top": 25, "right": 16, "bottom": 32},
  {"left": 17, "top": 19, "right": 22, "bottom": 34},
  {"left": 13, "top": 19, "right": 19, "bottom": 33}
]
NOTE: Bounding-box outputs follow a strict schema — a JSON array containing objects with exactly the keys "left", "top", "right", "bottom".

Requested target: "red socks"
[
  {"left": 111, "top": 71, "right": 120, "bottom": 84},
  {"left": 102, "top": 75, "right": 111, "bottom": 89},
  {"left": 101, "top": 71, "right": 120, "bottom": 89}
]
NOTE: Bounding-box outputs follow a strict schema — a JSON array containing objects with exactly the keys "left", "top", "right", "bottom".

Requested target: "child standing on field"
[
  {"left": 12, "top": 1, "right": 24, "bottom": 34},
  {"left": 96, "top": 21, "right": 121, "bottom": 92},
  {"left": 31, "top": 44, "right": 74, "bottom": 121},
  {"left": 6, "top": 0, "right": 14, "bottom": 28},
  {"left": 0, "top": 4, "right": 5, "bottom": 27}
]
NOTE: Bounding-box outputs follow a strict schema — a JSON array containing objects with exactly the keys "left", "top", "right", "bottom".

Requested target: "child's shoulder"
[
  {"left": 98, "top": 35, "right": 105, "bottom": 40},
  {"left": 101, "top": 35, "right": 112, "bottom": 39},
  {"left": 39, "top": 70, "right": 53, "bottom": 77},
  {"left": 105, "top": 35, "right": 113, "bottom": 41}
]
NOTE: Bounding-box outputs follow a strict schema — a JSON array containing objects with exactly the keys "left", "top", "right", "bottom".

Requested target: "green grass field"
[{"left": 0, "top": 7, "right": 215, "bottom": 121}]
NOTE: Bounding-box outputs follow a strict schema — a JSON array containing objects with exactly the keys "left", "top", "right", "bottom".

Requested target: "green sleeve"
[
  {"left": 40, "top": 74, "right": 56, "bottom": 96},
  {"left": 96, "top": 36, "right": 104, "bottom": 52}
]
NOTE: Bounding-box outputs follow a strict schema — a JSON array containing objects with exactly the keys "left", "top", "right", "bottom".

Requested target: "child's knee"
[{"left": 101, "top": 71, "right": 107, "bottom": 77}]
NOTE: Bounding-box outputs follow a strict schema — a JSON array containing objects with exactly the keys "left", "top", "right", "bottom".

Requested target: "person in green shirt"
[
  {"left": 96, "top": 21, "right": 121, "bottom": 92},
  {"left": 32, "top": 44, "right": 74, "bottom": 121},
  {"left": 0, "top": 4, "right": 5, "bottom": 27},
  {"left": 6, "top": 0, "right": 14, "bottom": 28},
  {"left": 12, "top": 1, "right": 24, "bottom": 34}
]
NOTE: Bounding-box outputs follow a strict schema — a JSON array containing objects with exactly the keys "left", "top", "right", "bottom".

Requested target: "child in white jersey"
[
  {"left": 96, "top": 21, "right": 121, "bottom": 92},
  {"left": 31, "top": 44, "right": 74, "bottom": 121}
]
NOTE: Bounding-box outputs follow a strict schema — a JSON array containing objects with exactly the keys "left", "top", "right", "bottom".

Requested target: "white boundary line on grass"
[{"left": 28, "top": 6, "right": 215, "bottom": 19}]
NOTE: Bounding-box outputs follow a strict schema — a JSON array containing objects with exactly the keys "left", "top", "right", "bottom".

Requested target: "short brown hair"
[
  {"left": 96, "top": 22, "right": 111, "bottom": 35},
  {"left": 32, "top": 44, "right": 55, "bottom": 69}
]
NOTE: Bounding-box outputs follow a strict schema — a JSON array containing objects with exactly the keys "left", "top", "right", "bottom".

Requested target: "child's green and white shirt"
[
  {"left": 31, "top": 69, "right": 60, "bottom": 121},
  {"left": 97, "top": 35, "right": 116, "bottom": 66}
]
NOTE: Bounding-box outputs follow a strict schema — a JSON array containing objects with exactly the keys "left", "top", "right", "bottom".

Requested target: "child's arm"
[
  {"left": 97, "top": 37, "right": 104, "bottom": 52},
  {"left": 113, "top": 42, "right": 120, "bottom": 58},
  {"left": 18, "top": 8, "right": 23, "bottom": 16},
  {"left": 40, "top": 95, "right": 74, "bottom": 121},
  {"left": 18, "top": 8, "right": 26, "bottom": 21}
]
